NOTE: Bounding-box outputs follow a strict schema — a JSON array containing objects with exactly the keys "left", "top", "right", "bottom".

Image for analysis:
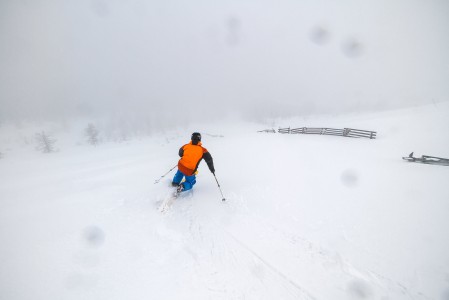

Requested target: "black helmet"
[{"left": 191, "top": 132, "right": 201, "bottom": 142}]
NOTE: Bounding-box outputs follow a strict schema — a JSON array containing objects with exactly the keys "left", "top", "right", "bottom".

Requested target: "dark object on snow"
[
  {"left": 171, "top": 132, "right": 215, "bottom": 193},
  {"left": 257, "top": 129, "right": 276, "bottom": 133},
  {"left": 213, "top": 173, "right": 226, "bottom": 201},
  {"left": 85, "top": 123, "right": 100, "bottom": 145},
  {"left": 35, "top": 131, "right": 57, "bottom": 153},
  {"left": 402, "top": 152, "right": 449, "bottom": 166},
  {"left": 175, "top": 184, "right": 184, "bottom": 196},
  {"left": 191, "top": 132, "right": 201, "bottom": 143},
  {"left": 277, "top": 127, "right": 377, "bottom": 139}
]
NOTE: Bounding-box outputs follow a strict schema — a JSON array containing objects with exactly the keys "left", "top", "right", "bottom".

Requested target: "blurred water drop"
[
  {"left": 347, "top": 279, "right": 372, "bottom": 299},
  {"left": 91, "top": 0, "right": 110, "bottom": 18},
  {"left": 342, "top": 38, "right": 364, "bottom": 58},
  {"left": 341, "top": 169, "right": 359, "bottom": 188},
  {"left": 226, "top": 16, "right": 241, "bottom": 46},
  {"left": 83, "top": 226, "right": 105, "bottom": 247},
  {"left": 442, "top": 287, "right": 449, "bottom": 300},
  {"left": 309, "top": 26, "right": 330, "bottom": 45},
  {"left": 227, "top": 16, "right": 241, "bottom": 32}
]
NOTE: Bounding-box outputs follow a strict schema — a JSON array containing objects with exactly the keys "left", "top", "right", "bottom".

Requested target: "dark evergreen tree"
[
  {"left": 85, "top": 123, "right": 99, "bottom": 146},
  {"left": 35, "top": 131, "right": 56, "bottom": 153}
]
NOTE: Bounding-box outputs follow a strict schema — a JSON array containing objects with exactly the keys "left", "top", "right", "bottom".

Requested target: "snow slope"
[{"left": 1, "top": 103, "right": 449, "bottom": 300}]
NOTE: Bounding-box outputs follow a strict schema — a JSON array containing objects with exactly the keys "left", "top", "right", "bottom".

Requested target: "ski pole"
[
  {"left": 213, "top": 173, "right": 226, "bottom": 201},
  {"left": 154, "top": 164, "right": 177, "bottom": 184}
]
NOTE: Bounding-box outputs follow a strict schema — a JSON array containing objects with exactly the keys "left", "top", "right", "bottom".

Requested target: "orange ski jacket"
[{"left": 178, "top": 141, "right": 214, "bottom": 176}]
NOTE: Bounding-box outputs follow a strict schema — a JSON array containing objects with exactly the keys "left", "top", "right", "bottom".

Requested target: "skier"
[{"left": 172, "top": 132, "right": 215, "bottom": 193}]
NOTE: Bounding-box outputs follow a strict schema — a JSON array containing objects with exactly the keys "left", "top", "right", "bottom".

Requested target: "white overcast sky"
[{"left": 1, "top": 0, "right": 448, "bottom": 123}]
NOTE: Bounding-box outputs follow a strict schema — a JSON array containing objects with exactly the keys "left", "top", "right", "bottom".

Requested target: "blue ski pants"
[{"left": 173, "top": 169, "right": 196, "bottom": 191}]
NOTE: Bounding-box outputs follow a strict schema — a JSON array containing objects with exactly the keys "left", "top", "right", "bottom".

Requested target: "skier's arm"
[
  {"left": 203, "top": 152, "right": 215, "bottom": 173},
  {"left": 179, "top": 146, "right": 184, "bottom": 157}
]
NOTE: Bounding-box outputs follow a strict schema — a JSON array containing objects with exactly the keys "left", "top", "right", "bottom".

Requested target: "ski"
[{"left": 402, "top": 152, "right": 449, "bottom": 166}]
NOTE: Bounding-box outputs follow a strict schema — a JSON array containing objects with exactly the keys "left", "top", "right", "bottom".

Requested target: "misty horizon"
[{"left": 1, "top": 0, "right": 448, "bottom": 126}]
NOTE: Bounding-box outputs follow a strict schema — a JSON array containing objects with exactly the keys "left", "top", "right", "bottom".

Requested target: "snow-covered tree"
[
  {"left": 85, "top": 123, "right": 99, "bottom": 146},
  {"left": 35, "top": 131, "right": 56, "bottom": 153}
]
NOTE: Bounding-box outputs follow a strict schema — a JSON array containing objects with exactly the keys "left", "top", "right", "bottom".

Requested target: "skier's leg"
[
  {"left": 182, "top": 174, "right": 196, "bottom": 191},
  {"left": 172, "top": 169, "right": 184, "bottom": 186}
]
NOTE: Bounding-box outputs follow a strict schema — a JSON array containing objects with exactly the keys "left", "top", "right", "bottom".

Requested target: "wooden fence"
[{"left": 276, "top": 127, "right": 377, "bottom": 139}]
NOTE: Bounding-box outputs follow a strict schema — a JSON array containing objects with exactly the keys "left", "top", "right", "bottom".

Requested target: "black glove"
[{"left": 210, "top": 167, "right": 215, "bottom": 174}]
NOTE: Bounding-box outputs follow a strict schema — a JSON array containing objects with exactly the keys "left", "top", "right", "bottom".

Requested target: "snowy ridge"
[{"left": 1, "top": 103, "right": 449, "bottom": 299}]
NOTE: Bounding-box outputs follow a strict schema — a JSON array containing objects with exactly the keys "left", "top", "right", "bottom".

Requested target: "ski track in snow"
[
  {"left": 155, "top": 187, "right": 429, "bottom": 300},
  {"left": 163, "top": 200, "right": 313, "bottom": 299},
  {"left": 173, "top": 202, "right": 414, "bottom": 300}
]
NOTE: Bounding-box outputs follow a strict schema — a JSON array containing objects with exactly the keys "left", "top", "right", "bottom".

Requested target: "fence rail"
[{"left": 257, "top": 129, "right": 276, "bottom": 133}]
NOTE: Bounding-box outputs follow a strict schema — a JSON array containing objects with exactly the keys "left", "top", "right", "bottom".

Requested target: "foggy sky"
[{"left": 1, "top": 0, "right": 448, "bottom": 125}]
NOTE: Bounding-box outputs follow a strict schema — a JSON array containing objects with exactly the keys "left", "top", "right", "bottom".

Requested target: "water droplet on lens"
[
  {"left": 83, "top": 226, "right": 105, "bottom": 247},
  {"left": 341, "top": 169, "right": 359, "bottom": 188}
]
